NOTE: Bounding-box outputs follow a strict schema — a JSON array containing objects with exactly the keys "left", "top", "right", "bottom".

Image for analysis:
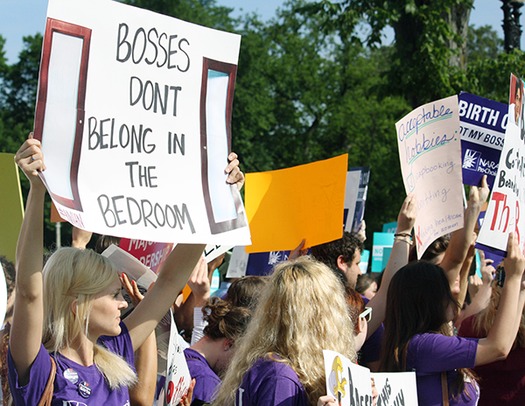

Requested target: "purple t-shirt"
[
  {"left": 235, "top": 357, "right": 308, "bottom": 406},
  {"left": 359, "top": 296, "right": 383, "bottom": 366},
  {"left": 184, "top": 348, "right": 221, "bottom": 404},
  {"left": 8, "top": 322, "right": 134, "bottom": 406},
  {"left": 407, "top": 333, "right": 479, "bottom": 406}
]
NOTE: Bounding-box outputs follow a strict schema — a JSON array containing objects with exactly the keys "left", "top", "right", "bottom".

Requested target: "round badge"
[
  {"left": 78, "top": 381, "right": 91, "bottom": 398},
  {"left": 63, "top": 368, "right": 79, "bottom": 384}
]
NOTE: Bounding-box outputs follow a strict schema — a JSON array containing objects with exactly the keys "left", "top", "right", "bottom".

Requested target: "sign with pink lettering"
[
  {"left": 119, "top": 238, "right": 173, "bottom": 274},
  {"left": 477, "top": 74, "right": 525, "bottom": 256},
  {"left": 34, "top": 0, "right": 250, "bottom": 246},
  {"left": 395, "top": 95, "right": 464, "bottom": 258}
]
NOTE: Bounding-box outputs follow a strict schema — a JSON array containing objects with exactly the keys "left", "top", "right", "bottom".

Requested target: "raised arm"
[
  {"left": 10, "top": 137, "right": 47, "bottom": 383},
  {"left": 440, "top": 176, "right": 489, "bottom": 289},
  {"left": 366, "top": 194, "right": 416, "bottom": 337},
  {"left": 475, "top": 233, "right": 525, "bottom": 366},
  {"left": 124, "top": 152, "right": 244, "bottom": 350}
]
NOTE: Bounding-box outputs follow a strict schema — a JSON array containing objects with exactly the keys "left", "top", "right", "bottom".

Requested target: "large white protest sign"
[
  {"left": 371, "top": 372, "right": 418, "bottom": 406},
  {"left": 395, "top": 96, "right": 464, "bottom": 258},
  {"left": 35, "top": 0, "right": 250, "bottom": 246},
  {"left": 477, "top": 74, "right": 525, "bottom": 256},
  {"left": 323, "top": 350, "right": 373, "bottom": 405}
]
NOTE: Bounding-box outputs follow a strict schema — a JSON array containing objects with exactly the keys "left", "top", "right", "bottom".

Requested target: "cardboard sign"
[
  {"left": 0, "top": 153, "right": 24, "bottom": 262},
  {"left": 371, "top": 372, "right": 418, "bottom": 406},
  {"left": 164, "top": 310, "right": 191, "bottom": 405},
  {"left": 34, "top": 0, "right": 250, "bottom": 246},
  {"left": 459, "top": 92, "right": 508, "bottom": 189},
  {"left": 343, "top": 167, "right": 370, "bottom": 233},
  {"left": 477, "top": 74, "right": 525, "bottom": 256},
  {"left": 395, "top": 96, "right": 464, "bottom": 258},
  {"left": 101, "top": 244, "right": 157, "bottom": 289},
  {"left": 245, "top": 154, "right": 348, "bottom": 253},
  {"left": 323, "top": 350, "right": 373, "bottom": 405}
]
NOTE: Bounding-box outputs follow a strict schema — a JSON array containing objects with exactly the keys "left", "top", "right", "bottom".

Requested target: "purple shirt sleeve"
[
  {"left": 8, "top": 344, "right": 52, "bottom": 406},
  {"left": 408, "top": 333, "right": 478, "bottom": 373}
]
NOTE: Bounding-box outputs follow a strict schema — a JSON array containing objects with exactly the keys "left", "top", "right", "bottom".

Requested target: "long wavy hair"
[
  {"left": 380, "top": 261, "right": 475, "bottom": 397},
  {"left": 213, "top": 256, "right": 356, "bottom": 405},
  {"left": 42, "top": 247, "right": 137, "bottom": 390},
  {"left": 473, "top": 284, "right": 525, "bottom": 348}
]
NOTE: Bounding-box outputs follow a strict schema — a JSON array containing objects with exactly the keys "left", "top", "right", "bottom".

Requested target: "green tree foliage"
[
  {"left": 2, "top": 0, "right": 521, "bottom": 251},
  {"left": 467, "top": 24, "right": 503, "bottom": 64},
  {"left": 306, "top": 0, "right": 474, "bottom": 107},
  {"left": 231, "top": 1, "right": 411, "bottom": 238},
  {"left": 0, "top": 34, "right": 42, "bottom": 154}
]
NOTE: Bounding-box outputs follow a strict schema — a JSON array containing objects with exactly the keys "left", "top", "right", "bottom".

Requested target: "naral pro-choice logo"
[{"left": 463, "top": 149, "right": 498, "bottom": 176}]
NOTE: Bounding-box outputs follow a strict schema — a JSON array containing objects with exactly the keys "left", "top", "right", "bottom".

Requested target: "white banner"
[
  {"left": 35, "top": 0, "right": 250, "bottom": 246},
  {"left": 477, "top": 74, "right": 525, "bottom": 255}
]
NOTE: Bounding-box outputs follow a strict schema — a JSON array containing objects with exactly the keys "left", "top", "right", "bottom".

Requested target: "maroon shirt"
[{"left": 459, "top": 314, "right": 525, "bottom": 405}]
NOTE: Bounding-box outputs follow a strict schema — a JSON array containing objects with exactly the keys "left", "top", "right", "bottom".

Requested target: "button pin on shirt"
[
  {"left": 78, "top": 381, "right": 92, "bottom": 398},
  {"left": 63, "top": 368, "right": 79, "bottom": 384}
]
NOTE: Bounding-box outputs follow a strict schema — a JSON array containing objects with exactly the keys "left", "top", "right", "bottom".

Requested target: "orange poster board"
[{"left": 245, "top": 154, "right": 348, "bottom": 253}]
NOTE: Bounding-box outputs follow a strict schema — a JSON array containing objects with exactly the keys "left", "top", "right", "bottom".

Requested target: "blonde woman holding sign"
[{"left": 8, "top": 136, "right": 244, "bottom": 405}]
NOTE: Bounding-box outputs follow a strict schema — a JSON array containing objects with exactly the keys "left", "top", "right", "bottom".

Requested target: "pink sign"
[{"left": 119, "top": 238, "right": 173, "bottom": 273}]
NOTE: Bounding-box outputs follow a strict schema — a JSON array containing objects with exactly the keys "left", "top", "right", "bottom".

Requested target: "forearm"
[
  {"left": 367, "top": 236, "right": 410, "bottom": 337},
  {"left": 441, "top": 199, "right": 482, "bottom": 285},
  {"left": 485, "top": 275, "right": 522, "bottom": 356},
  {"left": 130, "top": 332, "right": 158, "bottom": 406},
  {"left": 456, "top": 248, "right": 475, "bottom": 306},
  {"left": 126, "top": 244, "right": 205, "bottom": 350},
  {"left": 10, "top": 185, "right": 47, "bottom": 381},
  {"left": 15, "top": 186, "right": 46, "bottom": 300}
]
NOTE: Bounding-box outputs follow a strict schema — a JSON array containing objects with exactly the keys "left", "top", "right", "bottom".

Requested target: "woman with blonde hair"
[
  {"left": 8, "top": 137, "right": 244, "bottom": 405},
  {"left": 213, "top": 256, "right": 356, "bottom": 405}
]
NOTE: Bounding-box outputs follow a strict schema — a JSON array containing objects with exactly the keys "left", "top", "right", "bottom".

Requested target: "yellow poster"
[
  {"left": 0, "top": 153, "right": 24, "bottom": 262},
  {"left": 245, "top": 154, "right": 348, "bottom": 253}
]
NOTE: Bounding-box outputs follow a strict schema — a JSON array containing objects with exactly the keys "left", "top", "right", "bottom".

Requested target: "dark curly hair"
[
  {"left": 310, "top": 232, "right": 364, "bottom": 287},
  {"left": 225, "top": 276, "right": 268, "bottom": 311},
  {"left": 203, "top": 297, "right": 252, "bottom": 341}
]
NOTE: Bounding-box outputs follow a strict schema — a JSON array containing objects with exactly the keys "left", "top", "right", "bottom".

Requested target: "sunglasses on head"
[{"left": 359, "top": 307, "right": 372, "bottom": 322}]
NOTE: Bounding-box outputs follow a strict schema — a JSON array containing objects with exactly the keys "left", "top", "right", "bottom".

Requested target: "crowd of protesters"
[{"left": 1, "top": 134, "right": 524, "bottom": 406}]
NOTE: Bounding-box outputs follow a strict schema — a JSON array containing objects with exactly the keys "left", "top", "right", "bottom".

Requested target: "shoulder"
[
  {"left": 244, "top": 358, "right": 305, "bottom": 390},
  {"left": 184, "top": 349, "right": 220, "bottom": 384},
  {"left": 408, "top": 333, "right": 478, "bottom": 372},
  {"left": 7, "top": 345, "right": 52, "bottom": 405},
  {"left": 239, "top": 358, "right": 308, "bottom": 406}
]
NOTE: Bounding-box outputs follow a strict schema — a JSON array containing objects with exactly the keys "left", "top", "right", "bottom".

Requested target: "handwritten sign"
[
  {"left": 0, "top": 154, "right": 24, "bottom": 262},
  {"left": 323, "top": 350, "right": 373, "bottom": 405},
  {"left": 371, "top": 372, "right": 418, "bottom": 406},
  {"left": 395, "top": 96, "right": 464, "bottom": 258},
  {"left": 459, "top": 92, "right": 508, "bottom": 189},
  {"left": 477, "top": 74, "right": 525, "bottom": 256},
  {"left": 34, "top": 0, "right": 250, "bottom": 246}
]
